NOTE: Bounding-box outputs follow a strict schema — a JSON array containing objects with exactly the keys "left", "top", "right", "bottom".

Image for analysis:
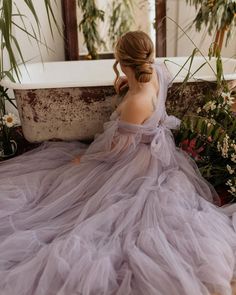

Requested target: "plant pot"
[{"left": 0, "top": 139, "right": 17, "bottom": 159}]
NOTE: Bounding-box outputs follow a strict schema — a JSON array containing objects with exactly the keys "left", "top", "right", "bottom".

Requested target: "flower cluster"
[
  {"left": 223, "top": 139, "right": 236, "bottom": 196},
  {"left": 180, "top": 138, "right": 204, "bottom": 160},
  {"left": 217, "top": 134, "right": 230, "bottom": 158},
  {"left": 199, "top": 92, "right": 235, "bottom": 198},
  {"left": 198, "top": 92, "right": 234, "bottom": 114},
  {"left": 176, "top": 89, "right": 236, "bottom": 201},
  {"left": 226, "top": 178, "right": 236, "bottom": 196}
]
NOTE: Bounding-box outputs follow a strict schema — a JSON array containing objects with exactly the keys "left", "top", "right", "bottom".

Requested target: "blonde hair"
[{"left": 113, "top": 31, "right": 154, "bottom": 87}]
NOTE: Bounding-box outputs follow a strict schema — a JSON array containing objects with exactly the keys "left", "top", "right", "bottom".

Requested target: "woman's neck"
[{"left": 126, "top": 71, "right": 150, "bottom": 94}]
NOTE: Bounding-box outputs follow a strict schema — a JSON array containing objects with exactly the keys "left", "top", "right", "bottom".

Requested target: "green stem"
[{"left": 2, "top": 125, "right": 13, "bottom": 155}]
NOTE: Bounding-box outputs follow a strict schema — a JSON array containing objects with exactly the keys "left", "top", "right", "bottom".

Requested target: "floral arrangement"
[
  {"left": 0, "top": 87, "right": 18, "bottom": 157},
  {"left": 175, "top": 81, "right": 236, "bottom": 201}
]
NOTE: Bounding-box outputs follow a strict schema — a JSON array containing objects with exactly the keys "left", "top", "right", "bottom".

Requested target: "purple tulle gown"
[{"left": 0, "top": 62, "right": 236, "bottom": 295}]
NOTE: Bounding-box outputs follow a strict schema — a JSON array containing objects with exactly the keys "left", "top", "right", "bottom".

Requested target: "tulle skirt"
[{"left": 0, "top": 141, "right": 236, "bottom": 295}]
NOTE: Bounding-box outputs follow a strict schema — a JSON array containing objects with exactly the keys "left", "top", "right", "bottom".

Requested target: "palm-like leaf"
[
  {"left": 0, "top": 0, "right": 61, "bottom": 156},
  {"left": 0, "top": 0, "right": 61, "bottom": 81}
]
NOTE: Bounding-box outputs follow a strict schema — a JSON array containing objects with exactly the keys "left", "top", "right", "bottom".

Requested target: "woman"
[{"left": 0, "top": 31, "right": 235, "bottom": 295}]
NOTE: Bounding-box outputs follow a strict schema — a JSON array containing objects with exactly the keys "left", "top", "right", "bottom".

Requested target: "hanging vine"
[
  {"left": 77, "top": 0, "right": 133, "bottom": 59},
  {"left": 108, "top": 0, "right": 134, "bottom": 47},
  {"left": 186, "top": 0, "right": 236, "bottom": 53},
  {"left": 77, "top": 0, "right": 105, "bottom": 59}
]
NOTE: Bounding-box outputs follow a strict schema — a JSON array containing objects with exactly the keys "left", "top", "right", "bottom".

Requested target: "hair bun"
[
  {"left": 135, "top": 63, "right": 153, "bottom": 83},
  {"left": 114, "top": 31, "right": 154, "bottom": 83}
]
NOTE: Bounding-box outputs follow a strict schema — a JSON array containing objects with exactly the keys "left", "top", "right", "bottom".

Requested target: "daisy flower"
[
  {"left": 227, "top": 164, "right": 235, "bottom": 175},
  {"left": 221, "top": 92, "right": 235, "bottom": 106},
  {"left": 2, "top": 113, "right": 18, "bottom": 128}
]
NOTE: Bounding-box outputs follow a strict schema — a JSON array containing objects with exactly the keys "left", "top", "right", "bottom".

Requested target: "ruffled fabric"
[{"left": 0, "top": 62, "right": 236, "bottom": 295}]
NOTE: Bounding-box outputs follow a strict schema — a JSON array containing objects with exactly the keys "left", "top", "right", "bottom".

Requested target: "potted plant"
[
  {"left": 0, "top": 87, "right": 18, "bottom": 157},
  {"left": 175, "top": 51, "right": 236, "bottom": 203},
  {"left": 0, "top": 0, "right": 60, "bottom": 157}
]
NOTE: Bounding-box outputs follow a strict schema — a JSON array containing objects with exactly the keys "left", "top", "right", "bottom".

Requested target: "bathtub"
[{"left": 1, "top": 57, "right": 236, "bottom": 142}]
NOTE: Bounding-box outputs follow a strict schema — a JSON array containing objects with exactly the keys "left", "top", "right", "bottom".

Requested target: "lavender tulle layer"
[{"left": 0, "top": 138, "right": 236, "bottom": 295}]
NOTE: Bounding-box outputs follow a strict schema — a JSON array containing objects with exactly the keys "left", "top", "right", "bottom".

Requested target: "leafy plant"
[
  {"left": 77, "top": 0, "right": 133, "bottom": 59},
  {"left": 186, "top": 0, "right": 236, "bottom": 52},
  {"left": 108, "top": 0, "right": 134, "bottom": 47},
  {"left": 0, "top": 0, "right": 60, "bottom": 156},
  {"left": 175, "top": 49, "right": 236, "bottom": 201},
  {"left": 0, "top": 0, "right": 60, "bottom": 81},
  {"left": 0, "top": 86, "right": 18, "bottom": 155},
  {"left": 78, "top": 0, "right": 105, "bottom": 59}
]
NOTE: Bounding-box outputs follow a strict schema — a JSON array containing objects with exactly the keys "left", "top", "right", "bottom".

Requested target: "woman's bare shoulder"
[{"left": 119, "top": 95, "right": 153, "bottom": 125}]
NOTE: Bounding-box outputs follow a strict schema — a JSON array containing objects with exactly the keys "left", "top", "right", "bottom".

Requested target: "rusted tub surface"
[{"left": 1, "top": 57, "right": 236, "bottom": 142}]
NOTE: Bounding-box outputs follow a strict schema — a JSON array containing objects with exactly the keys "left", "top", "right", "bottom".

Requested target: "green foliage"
[
  {"left": 0, "top": 0, "right": 60, "bottom": 156},
  {"left": 175, "top": 51, "right": 236, "bottom": 201},
  {"left": 0, "top": 0, "right": 60, "bottom": 81},
  {"left": 108, "top": 0, "right": 134, "bottom": 47},
  {"left": 78, "top": 0, "right": 105, "bottom": 59},
  {"left": 77, "top": 0, "right": 133, "bottom": 59},
  {"left": 186, "top": 0, "right": 236, "bottom": 45}
]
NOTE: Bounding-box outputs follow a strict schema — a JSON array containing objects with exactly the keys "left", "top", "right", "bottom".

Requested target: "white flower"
[
  {"left": 231, "top": 153, "right": 236, "bottom": 163},
  {"left": 220, "top": 134, "right": 229, "bottom": 158},
  {"left": 226, "top": 179, "right": 232, "bottom": 186},
  {"left": 228, "top": 185, "right": 236, "bottom": 194},
  {"left": 226, "top": 178, "right": 236, "bottom": 196},
  {"left": 231, "top": 143, "right": 236, "bottom": 153},
  {"left": 197, "top": 107, "right": 201, "bottom": 114},
  {"left": 211, "top": 104, "right": 216, "bottom": 111},
  {"left": 221, "top": 92, "right": 235, "bottom": 106},
  {"left": 203, "top": 101, "right": 216, "bottom": 112},
  {"left": 209, "top": 118, "right": 216, "bottom": 125},
  {"left": 226, "top": 165, "right": 235, "bottom": 175},
  {"left": 2, "top": 113, "right": 18, "bottom": 128}
]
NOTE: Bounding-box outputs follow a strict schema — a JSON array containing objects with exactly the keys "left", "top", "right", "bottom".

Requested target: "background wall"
[{"left": 11, "top": 0, "right": 64, "bottom": 63}]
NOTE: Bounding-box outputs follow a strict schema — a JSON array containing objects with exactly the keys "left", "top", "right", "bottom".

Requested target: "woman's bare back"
[{"left": 117, "top": 69, "right": 159, "bottom": 125}]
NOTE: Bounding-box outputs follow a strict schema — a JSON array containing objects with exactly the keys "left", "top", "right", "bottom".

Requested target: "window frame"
[{"left": 61, "top": 0, "right": 166, "bottom": 60}]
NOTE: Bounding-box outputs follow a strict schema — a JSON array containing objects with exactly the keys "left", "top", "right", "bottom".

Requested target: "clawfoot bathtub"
[{"left": 1, "top": 57, "right": 236, "bottom": 142}]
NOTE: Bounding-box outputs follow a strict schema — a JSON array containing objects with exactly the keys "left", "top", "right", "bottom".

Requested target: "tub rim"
[{"left": 1, "top": 56, "right": 236, "bottom": 90}]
